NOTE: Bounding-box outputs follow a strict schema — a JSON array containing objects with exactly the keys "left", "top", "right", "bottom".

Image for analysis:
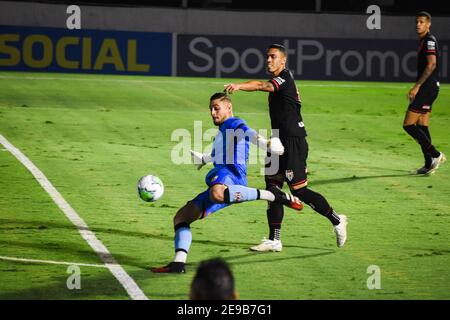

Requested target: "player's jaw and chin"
[
  {"left": 267, "top": 60, "right": 284, "bottom": 74},
  {"left": 212, "top": 112, "right": 227, "bottom": 126},
  {"left": 267, "top": 60, "right": 282, "bottom": 75},
  {"left": 210, "top": 101, "right": 231, "bottom": 126}
]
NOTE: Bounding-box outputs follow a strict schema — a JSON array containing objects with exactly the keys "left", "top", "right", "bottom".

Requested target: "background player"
[
  {"left": 151, "top": 92, "right": 302, "bottom": 273},
  {"left": 224, "top": 44, "right": 347, "bottom": 252},
  {"left": 403, "top": 11, "right": 446, "bottom": 174}
]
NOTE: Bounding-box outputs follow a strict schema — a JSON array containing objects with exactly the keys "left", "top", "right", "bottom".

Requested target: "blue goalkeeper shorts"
[{"left": 190, "top": 166, "right": 247, "bottom": 219}]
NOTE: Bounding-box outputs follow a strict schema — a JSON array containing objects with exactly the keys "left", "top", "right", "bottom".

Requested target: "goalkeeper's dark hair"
[
  {"left": 190, "top": 257, "right": 236, "bottom": 300},
  {"left": 210, "top": 92, "right": 232, "bottom": 103},
  {"left": 416, "top": 11, "right": 431, "bottom": 21},
  {"left": 268, "top": 43, "right": 287, "bottom": 56}
]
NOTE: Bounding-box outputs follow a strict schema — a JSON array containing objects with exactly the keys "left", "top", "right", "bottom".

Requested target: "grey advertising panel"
[{"left": 177, "top": 34, "right": 449, "bottom": 82}]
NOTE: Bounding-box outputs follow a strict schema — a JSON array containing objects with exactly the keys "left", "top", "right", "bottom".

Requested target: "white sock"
[
  {"left": 259, "top": 189, "right": 275, "bottom": 202},
  {"left": 174, "top": 250, "right": 187, "bottom": 263}
]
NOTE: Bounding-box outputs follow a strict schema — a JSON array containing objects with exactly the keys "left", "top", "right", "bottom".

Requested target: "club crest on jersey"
[
  {"left": 234, "top": 192, "right": 242, "bottom": 202},
  {"left": 285, "top": 170, "right": 294, "bottom": 181}
]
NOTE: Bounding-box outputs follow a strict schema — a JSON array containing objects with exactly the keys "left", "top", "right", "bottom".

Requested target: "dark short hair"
[
  {"left": 190, "top": 258, "right": 235, "bottom": 300},
  {"left": 416, "top": 11, "right": 431, "bottom": 21},
  {"left": 210, "top": 92, "right": 231, "bottom": 103},
  {"left": 267, "top": 43, "right": 287, "bottom": 56}
]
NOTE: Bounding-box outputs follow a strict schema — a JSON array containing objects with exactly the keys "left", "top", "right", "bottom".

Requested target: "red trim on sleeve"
[{"left": 270, "top": 79, "right": 279, "bottom": 90}]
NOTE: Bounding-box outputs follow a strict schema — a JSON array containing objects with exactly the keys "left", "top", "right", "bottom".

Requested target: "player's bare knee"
[
  {"left": 209, "top": 189, "right": 224, "bottom": 203},
  {"left": 418, "top": 113, "right": 430, "bottom": 126},
  {"left": 403, "top": 120, "right": 416, "bottom": 127},
  {"left": 209, "top": 185, "right": 225, "bottom": 203},
  {"left": 404, "top": 110, "right": 421, "bottom": 126}
]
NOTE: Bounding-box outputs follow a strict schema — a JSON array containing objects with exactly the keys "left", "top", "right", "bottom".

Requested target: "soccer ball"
[{"left": 137, "top": 175, "right": 164, "bottom": 202}]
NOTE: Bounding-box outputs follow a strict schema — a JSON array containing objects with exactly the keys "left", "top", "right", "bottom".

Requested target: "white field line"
[
  {"left": 0, "top": 134, "right": 148, "bottom": 300},
  {"left": 0, "top": 255, "right": 108, "bottom": 268},
  {"left": 0, "top": 75, "right": 410, "bottom": 89}
]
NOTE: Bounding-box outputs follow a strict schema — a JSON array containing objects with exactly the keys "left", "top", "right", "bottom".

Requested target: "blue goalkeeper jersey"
[{"left": 210, "top": 117, "right": 255, "bottom": 179}]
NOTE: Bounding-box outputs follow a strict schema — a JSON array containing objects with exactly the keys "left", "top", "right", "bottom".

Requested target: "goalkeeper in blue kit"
[{"left": 151, "top": 92, "right": 302, "bottom": 273}]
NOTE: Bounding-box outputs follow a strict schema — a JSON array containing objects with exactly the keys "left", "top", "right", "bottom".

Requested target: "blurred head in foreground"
[{"left": 190, "top": 257, "right": 237, "bottom": 300}]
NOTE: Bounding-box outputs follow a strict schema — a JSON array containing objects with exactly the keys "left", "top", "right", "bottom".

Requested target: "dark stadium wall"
[
  {"left": 2, "top": 1, "right": 450, "bottom": 40},
  {"left": 0, "top": 1, "right": 449, "bottom": 82}
]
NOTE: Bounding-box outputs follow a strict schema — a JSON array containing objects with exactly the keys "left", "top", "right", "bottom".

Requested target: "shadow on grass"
[
  {"left": 0, "top": 207, "right": 340, "bottom": 285},
  {"left": 144, "top": 250, "right": 336, "bottom": 280},
  {"left": 0, "top": 248, "right": 335, "bottom": 299},
  {"left": 0, "top": 219, "right": 337, "bottom": 299},
  {"left": 0, "top": 262, "right": 130, "bottom": 300},
  {"left": 0, "top": 238, "right": 150, "bottom": 269},
  {"left": 220, "top": 250, "right": 335, "bottom": 265},
  {"left": 311, "top": 172, "right": 415, "bottom": 187},
  {"left": 0, "top": 218, "right": 333, "bottom": 259},
  {"left": 0, "top": 263, "right": 191, "bottom": 300}
]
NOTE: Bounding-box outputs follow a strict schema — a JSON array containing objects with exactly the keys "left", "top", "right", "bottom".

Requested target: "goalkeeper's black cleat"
[
  {"left": 269, "top": 186, "right": 303, "bottom": 211},
  {"left": 151, "top": 262, "right": 185, "bottom": 273}
]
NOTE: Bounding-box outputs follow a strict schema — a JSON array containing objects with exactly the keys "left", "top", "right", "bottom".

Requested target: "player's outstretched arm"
[
  {"left": 190, "top": 150, "right": 212, "bottom": 170},
  {"left": 238, "top": 125, "right": 285, "bottom": 156},
  {"left": 224, "top": 81, "right": 274, "bottom": 94},
  {"left": 246, "top": 130, "right": 284, "bottom": 155}
]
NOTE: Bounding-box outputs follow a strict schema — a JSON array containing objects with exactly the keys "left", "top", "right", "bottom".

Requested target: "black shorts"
[
  {"left": 265, "top": 136, "right": 308, "bottom": 188},
  {"left": 408, "top": 83, "right": 439, "bottom": 114}
]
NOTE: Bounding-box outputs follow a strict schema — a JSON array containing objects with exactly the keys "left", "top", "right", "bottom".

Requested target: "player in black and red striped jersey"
[
  {"left": 224, "top": 44, "right": 347, "bottom": 251},
  {"left": 403, "top": 11, "right": 446, "bottom": 174}
]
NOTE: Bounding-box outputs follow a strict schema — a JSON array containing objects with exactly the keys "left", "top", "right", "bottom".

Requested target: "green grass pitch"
[{"left": 0, "top": 71, "right": 449, "bottom": 299}]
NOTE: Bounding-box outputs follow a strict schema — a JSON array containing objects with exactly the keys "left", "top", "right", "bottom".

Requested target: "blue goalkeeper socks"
[
  {"left": 224, "top": 185, "right": 259, "bottom": 203},
  {"left": 174, "top": 223, "right": 192, "bottom": 254}
]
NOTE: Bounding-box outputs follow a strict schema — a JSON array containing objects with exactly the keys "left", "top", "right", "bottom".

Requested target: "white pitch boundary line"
[
  {"left": 0, "top": 255, "right": 108, "bottom": 268},
  {"left": 0, "top": 75, "right": 410, "bottom": 89},
  {"left": 0, "top": 134, "right": 148, "bottom": 300}
]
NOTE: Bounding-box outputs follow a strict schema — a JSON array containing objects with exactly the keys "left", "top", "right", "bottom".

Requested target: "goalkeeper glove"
[
  {"left": 190, "top": 150, "right": 212, "bottom": 170},
  {"left": 257, "top": 136, "right": 285, "bottom": 155},
  {"left": 268, "top": 137, "right": 284, "bottom": 155}
]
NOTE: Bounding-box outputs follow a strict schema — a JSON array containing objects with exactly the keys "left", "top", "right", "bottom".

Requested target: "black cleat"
[
  {"left": 415, "top": 166, "right": 432, "bottom": 175},
  {"left": 415, "top": 153, "right": 447, "bottom": 175},
  {"left": 268, "top": 186, "right": 303, "bottom": 211},
  {"left": 151, "top": 262, "right": 185, "bottom": 273}
]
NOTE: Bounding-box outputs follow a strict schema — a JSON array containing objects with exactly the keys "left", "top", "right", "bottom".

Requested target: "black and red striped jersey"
[
  {"left": 417, "top": 33, "right": 439, "bottom": 87},
  {"left": 268, "top": 69, "right": 306, "bottom": 137}
]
